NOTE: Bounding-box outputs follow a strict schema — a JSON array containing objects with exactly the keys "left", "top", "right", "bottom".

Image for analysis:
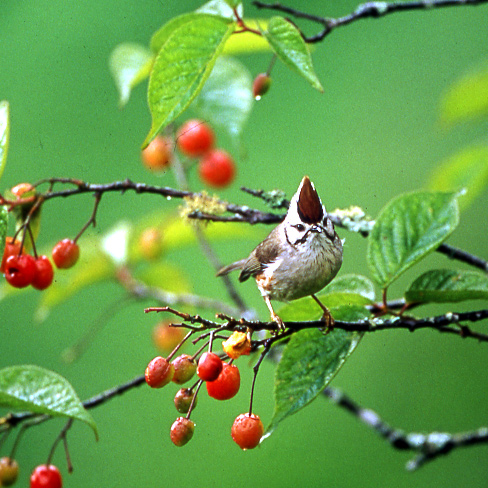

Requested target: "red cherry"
[
  {"left": 32, "top": 256, "right": 54, "bottom": 290},
  {"left": 198, "top": 149, "right": 235, "bottom": 188},
  {"left": 253, "top": 73, "right": 272, "bottom": 100},
  {"left": 206, "top": 362, "right": 240, "bottom": 400},
  {"left": 170, "top": 417, "right": 195, "bottom": 447},
  {"left": 174, "top": 388, "right": 197, "bottom": 414},
  {"left": 30, "top": 464, "right": 62, "bottom": 488},
  {"left": 176, "top": 119, "right": 214, "bottom": 158},
  {"left": 1, "top": 237, "right": 24, "bottom": 273},
  {"left": 145, "top": 356, "right": 175, "bottom": 388},
  {"left": 171, "top": 354, "right": 197, "bottom": 385},
  {"left": 231, "top": 413, "right": 264, "bottom": 450},
  {"left": 4, "top": 254, "right": 36, "bottom": 288},
  {"left": 52, "top": 239, "right": 79, "bottom": 269},
  {"left": 197, "top": 352, "right": 223, "bottom": 382},
  {"left": 0, "top": 457, "right": 19, "bottom": 486},
  {"left": 141, "top": 135, "right": 173, "bottom": 171}
]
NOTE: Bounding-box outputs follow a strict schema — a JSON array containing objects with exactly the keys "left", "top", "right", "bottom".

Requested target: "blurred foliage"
[{"left": 1, "top": 0, "right": 488, "bottom": 487}]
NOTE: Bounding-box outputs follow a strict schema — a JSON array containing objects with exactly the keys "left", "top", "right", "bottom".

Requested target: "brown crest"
[{"left": 296, "top": 176, "right": 324, "bottom": 224}]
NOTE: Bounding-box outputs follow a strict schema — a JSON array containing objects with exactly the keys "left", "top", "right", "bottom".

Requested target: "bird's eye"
[{"left": 295, "top": 224, "right": 305, "bottom": 232}]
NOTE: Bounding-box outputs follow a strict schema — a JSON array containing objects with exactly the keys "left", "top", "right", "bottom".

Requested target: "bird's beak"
[{"left": 310, "top": 224, "right": 323, "bottom": 233}]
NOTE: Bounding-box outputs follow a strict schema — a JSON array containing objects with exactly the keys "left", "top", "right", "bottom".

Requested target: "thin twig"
[
  {"left": 323, "top": 385, "right": 488, "bottom": 470},
  {"left": 253, "top": 0, "right": 488, "bottom": 43}
]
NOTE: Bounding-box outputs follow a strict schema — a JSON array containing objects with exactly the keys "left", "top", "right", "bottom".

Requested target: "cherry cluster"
[
  {"left": 145, "top": 323, "right": 264, "bottom": 450},
  {"left": 1, "top": 235, "right": 79, "bottom": 291},
  {"left": 141, "top": 119, "right": 236, "bottom": 188},
  {"left": 0, "top": 457, "right": 62, "bottom": 488}
]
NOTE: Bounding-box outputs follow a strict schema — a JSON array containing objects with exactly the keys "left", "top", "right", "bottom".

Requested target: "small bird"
[{"left": 217, "top": 176, "right": 343, "bottom": 330}]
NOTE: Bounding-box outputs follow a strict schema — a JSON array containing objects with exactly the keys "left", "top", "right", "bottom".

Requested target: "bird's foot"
[
  {"left": 271, "top": 313, "right": 285, "bottom": 334},
  {"left": 320, "top": 309, "right": 335, "bottom": 335}
]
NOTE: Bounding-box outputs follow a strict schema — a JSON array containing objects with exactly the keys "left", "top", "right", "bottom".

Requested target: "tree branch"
[
  {"left": 323, "top": 385, "right": 488, "bottom": 470},
  {"left": 253, "top": 0, "right": 488, "bottom": 43}
]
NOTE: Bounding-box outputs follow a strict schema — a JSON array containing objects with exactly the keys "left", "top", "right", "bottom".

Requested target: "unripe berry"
[
  {"left": 176, "top": 119, "right": 214, "bottom": 158},
  {"left": 138, "top": 227, "right": 164, "bottom": 260},
  {"left": 52, "top": 239, "right": 79, "bottom": 269},
  {"left": 197, "top": 352, "right": 223, "bottom": 382},
  {"left": 0, "top": 457, "right": 19, "bottom": 487},
  {"left": 231, "top": 413, "right": 264, "bottom": 450},
  {"left": 171, "top": 354, "right": 197, "bottom": 384},
  {"left": 141, "top": 135, "right": 173, "bottom": 171},
  {"left": 32, "top": 255, "right": 54, "bottom": 290},
  {"left": 5, "top": 254, "right": 36, "bottom": 288},
  {"left": 206, "top": 362, "right": 240, "bottom": 400},
  {"left": 253, "top": 73, "right": 272, "bottom": 100},
  {"left": 198, "top": 149, "right": 235, "bottom": 188},
  {"left": 1, "top": 237, "right": 24, "bottom": 273},
  {"left": 174, "top": 388, "right": 197, "bottom": 414},
  {"left": 30, "top": 464, "right": 62, "bottom": 488},
  {"left": 152, "top": 321, "right": 185, "bottom": 352},
  {"left": 170, "top": 417, "right": 195, "bottom": 447},
  {"left": 145, "top": 356, "right": 174, "bottom": 388}
]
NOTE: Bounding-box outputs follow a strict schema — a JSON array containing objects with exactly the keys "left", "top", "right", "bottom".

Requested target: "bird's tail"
[{"left": 216, "top": 259, "right": 247, "bottom": 277}]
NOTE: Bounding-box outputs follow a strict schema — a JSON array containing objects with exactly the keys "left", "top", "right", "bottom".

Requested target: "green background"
[{"left": 2, "top": 1, "right": 488, "bottom": 487}]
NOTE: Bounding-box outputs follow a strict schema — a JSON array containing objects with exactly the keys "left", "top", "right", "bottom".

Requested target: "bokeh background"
[{"left": 2, "top": 0, "right": 488, "bottom": 486}]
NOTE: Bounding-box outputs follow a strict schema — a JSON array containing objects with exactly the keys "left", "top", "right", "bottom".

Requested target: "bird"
[{"left": 217, "top": 176, "right": 343, "bottom": 330}]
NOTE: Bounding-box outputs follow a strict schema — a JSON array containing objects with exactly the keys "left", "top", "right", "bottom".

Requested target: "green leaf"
[
  {"left": 324, "top": 274, "right": 376, "bottom": 302},
  {"left": 440, "top": 63, "right": 488, "bottom": 126},
  {"left": 0, "top": 100, "right": 9, "bottom": 181},
  {"left": 367, "top": 191, "right": 459, "bottom": 288},
  {"left": 109, "top": 43, "right": 154, "bottom": 107},
  {"left": 192, "top": 56, "right": 252, "bottom": 139},
  {"left": 144, "top": 14, "right": 235, "bottom": 147},
  {"left": 265, "top": 305, "right": 367, "bottom": 438},
  {"left": 196, "top": 0, "right": 242, "bottom": 20},
  {"left": 223, "top": 19, "right": 271, "bottom": 54},
  {"left": 0, "top": 365, "right": 98, "bottom": 438},
  {"left": 406, "top": 269, "right": 488, "bottom": 303},
  {"left": 279, "top": 293, "right": 372, "bottom": 322},
  {"left": 427, "top": 145, "right": 488, "bottom": 210},
  {"left": 262, "top": 16, "right": 323, "bottom": 92},
  {"left": 150, "top": 13, "right": 203, "bottom": 53}
]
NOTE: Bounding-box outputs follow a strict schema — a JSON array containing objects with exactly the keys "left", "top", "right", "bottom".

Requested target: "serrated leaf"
[
  {"left": 144, "top": 14, "right": 235, "bottom": 146},
  {"left": 427, "top": 145, "right": 488, "bottom": 210},
  {"left": 262, "top": 16, "right": 323, "bottom": 92},
  {"left": 406, "top": 269, "right": 488, "bottom": 303},
  {"left": 367, "top": 191, "right": 459, "bottom": 288},
  {"left": 0, "top": 101, "right": 9, "bottom": 181},
  {"left": 192, "top": 56, "right": 252, "bottom": 139},
  {"left": 279, "top": 293, "right": 372, "bottom": 322},
  {"left": 440, "top": 63, "right": 488, "bottom": 126},
  {"left": 0, "top": 365, "right": 98, "bottom": 438},
  {"left": 265, "top": 305, "right": 367, "bottom": 438},
  {"left": 109, "top": 43, "right": 153, "bottom": 107},
  {"left": 150, "top": 14, "right": 202, "bottom": 53},
  {"left": 325, "top": 274, "right": 376, "bottom": 302},
  {"left": 0, "top": 206, "right": 7, "bottom": 259},
  {"left": 196, "top": 0, "right": 242, "bottom": 19}
]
